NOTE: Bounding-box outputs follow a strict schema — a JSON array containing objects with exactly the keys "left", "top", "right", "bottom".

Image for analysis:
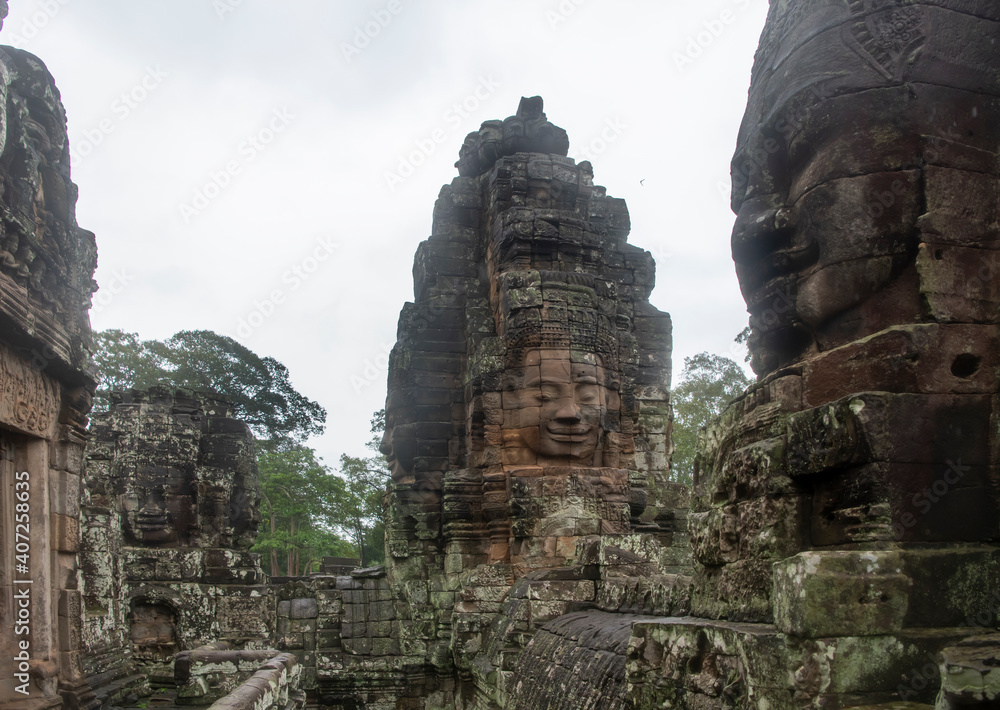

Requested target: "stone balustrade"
[{"left": 174, "top": 644, "right": 304, "bottom": 710}]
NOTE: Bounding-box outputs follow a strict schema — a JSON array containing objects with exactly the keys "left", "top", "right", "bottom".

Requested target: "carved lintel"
[{"left": 0, "top": 340, "right": 59, "bottom": 438}]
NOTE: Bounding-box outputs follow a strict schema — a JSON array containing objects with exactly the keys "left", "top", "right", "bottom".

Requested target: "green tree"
[
  {"left": 336, "top": 410, "right": 389, "bottom": 566},
  {"left": 671, "top": 352, "right": 753, "bottom": 486},
  {"left": 252, "top": 446, "right": 355, "bottom": 576},
  {"left": 92, "top": 329, "right": 165, "bottom": 394},
  {"left": 92, "top": 329, "right": 326, "bottom": 447},
  {"left": 735, "top": 326, "right": 753, "bottom": 363}
]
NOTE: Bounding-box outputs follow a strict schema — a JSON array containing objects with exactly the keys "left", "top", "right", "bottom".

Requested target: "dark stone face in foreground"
[
  {"left": 673, "top": 2, "right": 1000, "bottom": 706},
  {"left": 732, "top": 0, "right": 1000, "bottom": 376}
]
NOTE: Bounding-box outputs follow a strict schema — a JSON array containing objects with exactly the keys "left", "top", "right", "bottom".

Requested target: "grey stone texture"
[
  {"left": 0, "top": 38, "right": 99, "bottom": 710},
  {"left": 80, "top": 388, "right": 272, "bottom": 703}
]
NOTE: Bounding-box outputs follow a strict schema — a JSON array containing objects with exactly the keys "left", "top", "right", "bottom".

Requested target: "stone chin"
[
  {"left": 124, "top": 512, "right": 177, "bottom": 547},
  {"left": 536, "top": 423, "right": 600, "bottom": 463},
  {"left": 795, "top": 259, "right": 895, "bottom": 329}
]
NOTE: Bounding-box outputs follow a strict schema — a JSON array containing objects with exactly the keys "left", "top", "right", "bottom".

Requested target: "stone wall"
[
  {"left": 80, "top": 388, "right": 271, "bottom": 702},
  {"left": 0, "top": 20, "right": 100, "bottom": 709}
]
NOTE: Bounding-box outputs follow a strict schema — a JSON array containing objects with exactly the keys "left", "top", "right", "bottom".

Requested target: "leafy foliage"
[
  {"left": 671, "top": 352, "right": 752, "bottom": 485},
  {"left": 92, "top": 328, "right": 387, "bottom": 573},
  {"left": 92, "top": 328, "right": 326, "bottom": 447},
  {"left": 252, "top": 446, "right": 355, "bottom": 576},
  {"left": 734, "top": 326, "right": 753, "bottom": 363},
  {"left": 92, "top": 329, "right": 164, "bottom": 393},
  {"left": 336, "top": 410, "right": 390, "bottom": 566},
  {"left": 253, "top": 411, "right": 389, "bottom": 572}
]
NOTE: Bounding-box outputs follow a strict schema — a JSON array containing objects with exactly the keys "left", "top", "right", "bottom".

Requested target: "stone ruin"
[
  {"left": 0, "top": 13, "right": 100, "bottom": 708},
  {"left": 79, "top": 387, "right": 271, "bottom": 702},
  {"left": 371, "top": 94, "right": 690, "bottom": 708},
  {"left": 1, "top": 1, "right": 999, "bottom": 709}
]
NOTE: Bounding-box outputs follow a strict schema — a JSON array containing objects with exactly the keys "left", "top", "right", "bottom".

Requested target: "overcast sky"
[{"left": 3, "top": 0, "right": 768, "bottom": 465}]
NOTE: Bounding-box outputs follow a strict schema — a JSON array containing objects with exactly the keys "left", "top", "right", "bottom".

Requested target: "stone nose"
[
  {"left": 139, "top": 491, "right": 166, "bottom": 513},
  {"left": 554, "top": 396, "right": 582, "bottom": 421},
  {"left": 731, "top": 196, "right": 794, "bottom": 266}
]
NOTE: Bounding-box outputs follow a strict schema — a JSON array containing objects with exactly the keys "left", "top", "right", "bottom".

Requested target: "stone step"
[{"left": 90, "top": 672, "right": 149, "bottom": 707}]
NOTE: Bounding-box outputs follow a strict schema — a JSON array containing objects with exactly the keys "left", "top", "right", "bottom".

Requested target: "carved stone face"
[
  {"left": 120, "top": 466, "right": 196, "bottom": 547},
  {"left": 731, "top": 1, "right": 1000, "bottom": 375},
  {"left": 503, "top": 349, "right": 613, "bottom": 466}
]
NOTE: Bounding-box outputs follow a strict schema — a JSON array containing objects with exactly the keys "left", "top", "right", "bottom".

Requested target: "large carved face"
[
  {"left": 120, "top": 465, "right": 196, "bottom": 547},
  {"left": 503, "top": 348, "right": 613, "bottom": 466},
  {"left": 731, "top": 1, "right": 1000, "bottom": 375}
]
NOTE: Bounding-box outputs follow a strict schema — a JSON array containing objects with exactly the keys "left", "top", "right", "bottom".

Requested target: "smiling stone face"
[
  {"left": 119, "top": 465, "right": 196, "bottom": 547},
  {"left": 502, "top": 348, "right": 617, "bottom": 467}
]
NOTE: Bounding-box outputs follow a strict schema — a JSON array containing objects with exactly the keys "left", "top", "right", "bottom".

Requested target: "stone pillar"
[{"left": 0, "top": 41, "right": 99, "bottom": 710}]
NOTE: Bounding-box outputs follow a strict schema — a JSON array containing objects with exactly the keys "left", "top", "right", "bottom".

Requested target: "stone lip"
[
  {"left": 455, "top": 95, "right": 570, "bottom": 177},
  {"left": 350, "top": 565, "right": 386, "bottom": 579}
]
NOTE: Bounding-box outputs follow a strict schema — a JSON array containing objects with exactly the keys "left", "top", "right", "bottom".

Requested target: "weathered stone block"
[
  {"left": 936, "top": 634, "right": 1000, "bottom": 710},
  {"left": 774, "top": 551, "right": 910, "bottom": 637},
  {"left": 290, "top": 598, "right": 319, "bottom": 619}
]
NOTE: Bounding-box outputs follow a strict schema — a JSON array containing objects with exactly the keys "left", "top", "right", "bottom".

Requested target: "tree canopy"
[
  {"left": 92, "top": 328, "right": 326, "bottom": 447},
  {"left": 253, "top": 411, "right": 389, "bottom": 571},
  {"left": 253, "top": 446, "right": 355, "bottom": 576},
  {"left": 671, "top": 352, "right": 752, "bottom": 486},
  {"left": 336, "top": 410, "right": 389, "bottom": 566}
]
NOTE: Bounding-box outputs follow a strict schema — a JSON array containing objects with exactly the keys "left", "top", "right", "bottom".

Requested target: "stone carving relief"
[{"left": 0, "top": 343, "right": 58, "bottom": 437}]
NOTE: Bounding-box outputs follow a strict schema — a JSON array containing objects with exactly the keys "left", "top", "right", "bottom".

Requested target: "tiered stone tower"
[{"left": 376, "top": 96, "right": 687, "bottom": 707}]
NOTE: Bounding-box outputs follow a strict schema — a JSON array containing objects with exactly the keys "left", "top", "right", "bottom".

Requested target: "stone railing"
[{"left": 174, "top": 643, "right": 305, "bottom": 709}]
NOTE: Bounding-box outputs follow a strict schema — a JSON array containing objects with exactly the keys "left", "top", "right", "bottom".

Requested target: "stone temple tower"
[{"left": 378, "top": 96, "right": 685, "bottom": 703}]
